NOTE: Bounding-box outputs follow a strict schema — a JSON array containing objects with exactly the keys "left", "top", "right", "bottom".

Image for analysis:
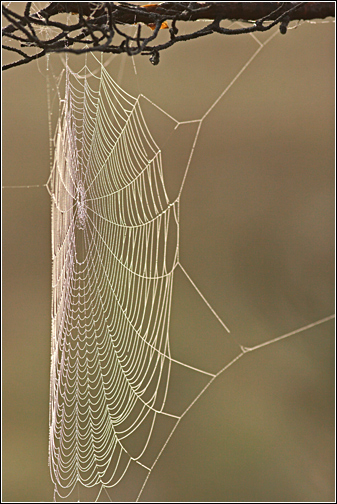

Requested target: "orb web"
[
  {"left": 42, "top": 26, "right": 335, "bottom": 503},
  {"left": 48, "top": 52, "right": 184, "bottom": 501}
]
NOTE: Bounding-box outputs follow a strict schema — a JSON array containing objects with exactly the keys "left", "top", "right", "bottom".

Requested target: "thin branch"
[{"left": 2, "top": 2, "right": 335, "bottom": 70}]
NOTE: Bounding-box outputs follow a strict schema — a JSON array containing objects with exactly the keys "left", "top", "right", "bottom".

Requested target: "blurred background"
[{"left": 2, "top": 4, "right": 335, "bottom": 502}]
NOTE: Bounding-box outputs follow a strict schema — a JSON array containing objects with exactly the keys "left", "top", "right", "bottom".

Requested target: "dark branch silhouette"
[{"left": 2, "top": 2, "right": 335, "bottom": 70}]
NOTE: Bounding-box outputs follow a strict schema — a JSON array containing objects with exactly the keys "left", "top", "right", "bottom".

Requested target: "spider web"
[
  {"left": 48, "top": 51, "right": 182, "bottom": 501},
  {"left": 2, "top": 13, "right": 335, "bottom": 504},
  {"left": 44, "top": 23, "right": 335, "bottom": 502}
]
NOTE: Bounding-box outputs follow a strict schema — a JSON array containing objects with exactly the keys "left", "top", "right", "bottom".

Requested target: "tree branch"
[{"left": 2, "top": 2, "right": 335, "bottom": 70}]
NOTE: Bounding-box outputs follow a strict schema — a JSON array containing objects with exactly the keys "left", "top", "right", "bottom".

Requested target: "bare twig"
[{"left": 2, "top": 2, "right": 335, "bottom": 70}]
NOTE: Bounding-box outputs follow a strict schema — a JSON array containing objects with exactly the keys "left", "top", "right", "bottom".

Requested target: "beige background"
[{"left": 2, "top": 10, "right": 335, "bottom": 503}]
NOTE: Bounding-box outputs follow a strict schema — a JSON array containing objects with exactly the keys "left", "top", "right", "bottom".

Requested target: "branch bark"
[{"left": 2, "top": 2, "right": 335, "bottom": 71}]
